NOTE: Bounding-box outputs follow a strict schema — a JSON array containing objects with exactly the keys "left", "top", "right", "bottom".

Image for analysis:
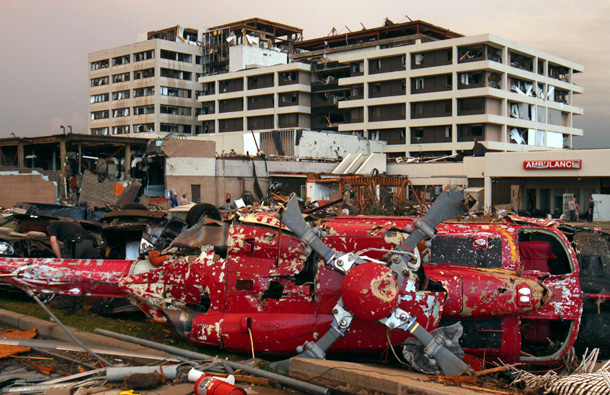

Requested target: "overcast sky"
[{"left": 1, "top": 0, "right": 608, "bottom": 148}]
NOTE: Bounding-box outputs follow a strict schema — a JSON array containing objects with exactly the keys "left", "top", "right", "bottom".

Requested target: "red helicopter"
[{"left": 1, "top": 188, "right": 608, "bottom": 375}]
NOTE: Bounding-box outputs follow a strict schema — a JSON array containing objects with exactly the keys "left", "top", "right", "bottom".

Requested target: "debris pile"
[{"left": 0, "top": 325, "right": 325, "bottom": 394}]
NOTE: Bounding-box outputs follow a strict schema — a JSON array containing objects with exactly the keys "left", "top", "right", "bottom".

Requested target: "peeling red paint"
[{"left": 0, "top": 212, "right": 593, "bottom": 365}]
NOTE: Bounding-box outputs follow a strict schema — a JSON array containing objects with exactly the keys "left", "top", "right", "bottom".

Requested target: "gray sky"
[{"left": 1, "top": 0, "right": 608, "bottom": 148}]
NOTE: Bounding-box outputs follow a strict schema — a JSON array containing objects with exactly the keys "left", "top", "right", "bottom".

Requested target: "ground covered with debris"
[{"left": 2, "top": 283, "right": 610, "bottom": 394}]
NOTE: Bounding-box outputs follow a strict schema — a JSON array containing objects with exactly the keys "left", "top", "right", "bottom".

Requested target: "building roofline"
[
  {"left": 206, "top": 17, "right": 303, "bottom": 38},
  {"left": 0, "top": 133, "right": 151, "bottom": 146},
  {"left": 294, "top": 20, "right": 462, "bottom": 51}
]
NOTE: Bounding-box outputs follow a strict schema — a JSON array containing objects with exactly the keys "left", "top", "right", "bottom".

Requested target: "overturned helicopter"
[{"left": 1, "top": 188, "right": 609, "bottom": 375}]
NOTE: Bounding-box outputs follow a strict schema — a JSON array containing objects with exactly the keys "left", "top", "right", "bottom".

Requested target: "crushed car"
[{"left": 1, "top": 189, "right": 609, "bottom": 376}]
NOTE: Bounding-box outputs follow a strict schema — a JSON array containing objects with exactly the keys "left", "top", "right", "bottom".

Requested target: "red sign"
[{"left": 523, "top": 160, "right": 582, "bottom": 170}]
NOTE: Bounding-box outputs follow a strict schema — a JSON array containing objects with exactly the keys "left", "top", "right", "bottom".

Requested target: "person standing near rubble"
[
  {"left": 47, "top": 220, "right": 97, "bottom": 313},
  {"left": 342, "top": 184, "right": 357, "bottom": 215},
  {"left": 568, "top": 197, "right": 576, "bottom": 222},
  {"left": 225, "top": 192, "right": 232, "bottom": 218},
  {"left": 586, "top": 197, "right": 595, "bottom": 222},
  {"left": 179, "top": 193, "right": 189, "bottom": 206},
  {"left": 170, "top": 191, "right": 179, "bottom": 208},
  {"left": 48, "top": 220, "right": 98, "bottom": 259}
]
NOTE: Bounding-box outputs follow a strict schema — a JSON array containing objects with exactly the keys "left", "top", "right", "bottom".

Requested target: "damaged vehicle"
[
  {"left": 0, "top": 209, "right": 103, "bottom": 258},
  {"left": 1, "top": 189, "right": 609, "bottom": 375},
  {"left": 99, "top": 203, "right": 221, "bottom": 260}
]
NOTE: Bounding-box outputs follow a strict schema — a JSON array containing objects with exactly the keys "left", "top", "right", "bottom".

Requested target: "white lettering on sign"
[{"left": 523, "top": 160, "right": 582, "bottom": 170}]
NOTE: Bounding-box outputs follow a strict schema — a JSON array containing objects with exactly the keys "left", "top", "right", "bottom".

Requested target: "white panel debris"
[{"left": 165, "top": 158, "right": 216, "bottom": 176}]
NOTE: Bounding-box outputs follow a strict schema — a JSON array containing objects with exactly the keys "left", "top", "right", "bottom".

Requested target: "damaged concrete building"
[
  {"left": 88, "top": 18, "right": 582, "bottom": 158},
  {"left": 88, "top": 25, "right": 203, "bottom": 136},
  {"left": 194, "top": 18, "right": 582, "bottom": 157},
  {"left": 0, "top": 133, "right": 350, "bottom": 209}
]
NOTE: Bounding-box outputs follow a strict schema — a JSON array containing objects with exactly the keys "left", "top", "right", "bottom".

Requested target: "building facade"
[
  {"left": 88, "top": 26, "right": 203, "bottom": 136},
  {"left": 87, "top": 19, "right": 584, "bottom": 160},
  {"left": 197, "top": 20, "right": 583, "bottom": 157}
]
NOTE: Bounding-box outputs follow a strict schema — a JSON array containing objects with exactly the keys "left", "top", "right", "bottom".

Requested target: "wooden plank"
[
  {"left": 290, "top": 358, "right": 483, "bottom": 395},
  {"left": 460, "top": 384, "right": 517, "bottom": 394}
]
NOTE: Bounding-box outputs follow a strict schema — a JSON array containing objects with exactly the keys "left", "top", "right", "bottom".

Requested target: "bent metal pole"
[{"left": 94, "top": 328, "right": 330, "bottom": 395}]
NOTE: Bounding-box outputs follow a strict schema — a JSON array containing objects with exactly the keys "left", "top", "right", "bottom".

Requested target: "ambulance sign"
[{"left": 523, "top": 160, "right": 582, "bottom": 170}]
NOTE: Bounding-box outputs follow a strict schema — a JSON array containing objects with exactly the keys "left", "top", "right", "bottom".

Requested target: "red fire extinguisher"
[{"left": 189, "top": 368, "right": 246, "bottom": 395}]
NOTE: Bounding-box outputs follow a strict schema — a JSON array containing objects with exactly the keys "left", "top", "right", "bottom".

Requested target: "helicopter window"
[
  {"left": 430, "top": 236, "right": 502, "bottom": 268},
  {"left": 517, "top": 229, "right": 572, "bottom": 274}
]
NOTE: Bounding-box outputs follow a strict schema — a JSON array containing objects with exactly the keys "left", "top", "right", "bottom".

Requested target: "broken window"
[
  {"left": 509, "top": 102, "right": 532, "bottom": 120},
  {"left": 350, "top": 62, "right": 363, "bottom": 74},
  {"left": 133, "top": 105, "right": 154, "bottom": 115},
  {"left": 415, "top": 78, "right": 424, "bottom": 90},
  {"left": 112, "top": 55, "right": 130, "bottom": 66},
  {"left": 555, "top": 89, "right": 569, "bottom": 104},
  {"left": 534, "top": 83, "right": 545, "bottom": 99},
  {"left": 90, "top": 76, "right": 109, "bottom": 87},
  {"left": 487, "top": 73, "right": 501, "bottom": 89},
  {"left": 459, "top": 72, "right": 482, "bottom": 87},
  {"left": 510, "top": 128, "right": 527, "bottom": 144},
  {"left": 160, "top": 86, "right": 191, "bottom": 98},
  {"left": 160, "top": 123, "right": 192, "bottom": 134},
  {"left": 511, "top": 78, "right": 534, "bottom": 97},
  {"left": 90, "top": 59, "right": 109, "bottom": 71},
  {"left": 414, "top": 128, "right": 424, "bottom": 139},
  {"left": 112, "top": 72, "right": 130, "bottom": 83},
  {"left": 133, "top": 86, "right": 155, "bottom": 97},
  {"left": 201, "top": 101, "right": 215, "bottom": 114},
  {"left": 90, "top": 93, "right": 109, "bottom": 104},
  {"left": 546, "top": 85, "right": 555, "bottom": 101},
  {"left": 537, "top": 59, "right": 545, "bottom": 75},
  {"left": 112, "top": 107, "right": 129, "bottom": 118},
  {"left": 196, "top": 55, "right": 202, "bottom": 65},
  {"left": 280, "top": 92, "right": 298, "bottom": 104},
  {"left": 510, "top": 52, "right": 534, "bottom": 72},
  {"left": 488, "top": 47, "right": 502, "bottom": 63},
  {"left": 133, "top": 123, "right": 154, "bottom": 133},
  {"left": 160, "top": 49, "right": 192, "bottom": 63},
  {"left": 281, "top": 71, "right": 297, "bottom": 82},
  {"left": 112, "top": 125, "right": 130, "bottom": 135},
  {"left": 90, "top": 127, "right": 109, "bottom": 135},
  {"left": 414, "top": 53, "right": 424, "bottom": 65},
  {"left": 133, "top": 49, "right": 154, "bottom": 62},
  {"left": 548, "top": 63, "right": 570, "bottom": 82},
  {"left": 201, "top": 82, "right": 215, "bottom": 95},
  {"left": 446, "top": 75, "right": 452, "bottom": 87},
  {"left": 133, "top": 68, "right": 155, "bottom": 80},
  {"left": 458, "top": 46, "right": 484, "bottom": 62},
  {"left": 160, "top": 105, "right": 192, "bottom": 116},
  {"left": 112, "top": 90, "right": 130, "bottom": 101},
  {"left": 90, "top": 110, "right": 109, "bottom": 120}
]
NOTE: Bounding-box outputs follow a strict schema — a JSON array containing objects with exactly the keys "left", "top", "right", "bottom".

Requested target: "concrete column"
[
  {"left": 17, "top": 143, "right": 24, "bottom": 169},
  {"left": 59, "top": 141, "right": 66, "bottom": 177},
  {"left": 484, "top": 176, "right": 492, "bottom": 212},
  {"left": 59, "top": 140, "right": 67, "bottom": 202},
  {"left": 124, "top": 144, "right": 131, "bottom": 180}
]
